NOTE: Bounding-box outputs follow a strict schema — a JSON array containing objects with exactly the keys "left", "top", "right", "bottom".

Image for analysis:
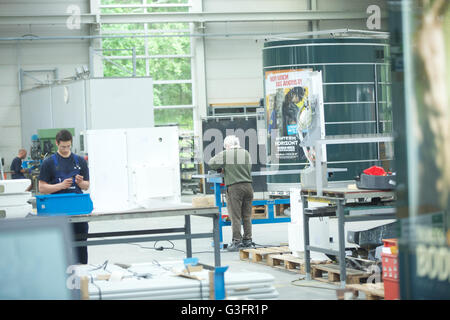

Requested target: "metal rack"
[
  {"left": 313, "top": 134, "right": 394, "bottom": 196},
  {"left": 208, "top": 103, "right": 260, "bottom": 117},
  {"left": 179, "top": 134, "right": 201, "bottom": 194}
]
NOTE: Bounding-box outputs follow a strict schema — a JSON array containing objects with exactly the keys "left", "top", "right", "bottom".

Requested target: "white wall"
[{"left": 0, "top": 0, "right": 90, "bottom": 167}]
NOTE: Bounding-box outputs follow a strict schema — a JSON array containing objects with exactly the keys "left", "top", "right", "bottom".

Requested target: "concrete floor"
[{"left": 85, "top": 194, "right": 344, "bottom": 300}]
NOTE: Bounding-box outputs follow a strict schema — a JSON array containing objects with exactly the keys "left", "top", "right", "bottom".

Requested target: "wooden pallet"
[
  {"left": 239, "top": 246, "right": 291, "bottom": 264},
  {"left": 344, "top": 282, "right": 385, "bottom": 300},
  {"left": 251, "top": 205, "right": 267, "bottom": 219},
  {"left": 311, "top": 263, "right": 372, "bottom": 284},
  {"left": 267, "top": 253, "right": 331, "bottom": 274}
]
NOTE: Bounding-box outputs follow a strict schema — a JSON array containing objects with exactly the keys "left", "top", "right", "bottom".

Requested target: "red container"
[
  {"left": 383, "top": 278, "right": 400, "bottom": 300},
  {"left": 382, "top": 238, "right": 398, "bottom": 248},
  {"left": 382, "top": 252, "right": 399, "bottom": 280},
  {"left": 381, "top": 238, "right": 399, "bottom": 300}
]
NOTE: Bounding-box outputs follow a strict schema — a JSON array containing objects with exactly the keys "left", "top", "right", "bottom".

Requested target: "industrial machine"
[{"left": 29, "top": 128, "right": 75, "bottom": 160}]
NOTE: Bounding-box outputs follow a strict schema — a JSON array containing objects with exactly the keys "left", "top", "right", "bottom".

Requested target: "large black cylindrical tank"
[{"left": 263, "top": 37, "right": 392, "bottom": 192}]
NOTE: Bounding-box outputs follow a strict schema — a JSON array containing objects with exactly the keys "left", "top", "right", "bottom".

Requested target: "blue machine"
[{"left": 22, "top": 159, "right": 42, "bottom": 172}]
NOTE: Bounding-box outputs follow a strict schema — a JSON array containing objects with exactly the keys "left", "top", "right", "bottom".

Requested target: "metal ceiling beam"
[{"left": 0, "top": 10, "right": 379, "bottom": 26}]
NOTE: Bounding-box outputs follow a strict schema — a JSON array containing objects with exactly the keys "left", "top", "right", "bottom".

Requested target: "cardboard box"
[{"left": 192, "top": 195, "right": 216, "bottom": 207}]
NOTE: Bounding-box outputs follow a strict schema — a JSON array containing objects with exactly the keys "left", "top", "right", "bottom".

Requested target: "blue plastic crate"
[{"left": 36, "top": 193, "right": 93, "bottom": 216}]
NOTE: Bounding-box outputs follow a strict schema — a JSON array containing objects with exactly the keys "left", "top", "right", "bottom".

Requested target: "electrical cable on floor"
[
  {"left": 87, "top": 260, "right": 110, "bottom": 272},
  {"left": 126, "top": 240, "right": 216, "bottom": 254},
  {"left": 89, "top": 274, "right": 103, "bottom": 300},
  {"left": 151, "top": 258, "right": 173, "bottom": 272},
  {"left": 252, "top": 243, "right": 286, "bottom": 248},
  {"left": 125, "top": 240, "right": 289, "bottom": 255},
  {"left": 127, "top": 240, "right": 186, "bottom": 253},
  {"left": 290, "top": 277, "right": 340, "bottom": 291}
]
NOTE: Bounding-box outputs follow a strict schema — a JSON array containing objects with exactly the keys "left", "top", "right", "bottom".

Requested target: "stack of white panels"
[
  {"left": 0, "top": 180, "right": 32, "bottom": 219},
  {"left": 75, "top": 261, "right": 279, "bottom": 300}
]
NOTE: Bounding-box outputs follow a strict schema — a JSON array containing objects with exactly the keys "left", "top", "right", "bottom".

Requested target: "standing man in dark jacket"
[
  {"left": 208, "top": 135, "right": 254, "bottom": 252},
  {"left": 38, "top": 129, "right": 90, "bottom": 264},
  {"left": 10, "top": 149, "right": 28, "bottom": 179}
]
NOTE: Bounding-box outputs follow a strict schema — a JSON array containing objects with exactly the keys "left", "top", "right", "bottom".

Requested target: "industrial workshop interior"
[{"left": 0, "top": 0, "right": 449, "bottom": 306}]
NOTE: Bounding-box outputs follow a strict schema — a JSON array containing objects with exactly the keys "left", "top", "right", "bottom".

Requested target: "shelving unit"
[
  {"left": 179, "top": 134, "right": 201, "bottom": 194},
  {"left": 208, "top": 102, "right": 261, "bottom": 117}
]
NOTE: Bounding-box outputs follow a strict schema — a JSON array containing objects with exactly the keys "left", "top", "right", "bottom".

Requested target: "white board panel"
[
  {"left": 88, "top": 78, "right": 154, "bottom": 130},
  {"left": 51, "top": 81, "right": 87, "bottom": 153},
  {"left": 86, "top": 127, "right": 181, "bottom": 213},
  {"left": 86, "top": 129, "right": 130, "bottom": 212}
]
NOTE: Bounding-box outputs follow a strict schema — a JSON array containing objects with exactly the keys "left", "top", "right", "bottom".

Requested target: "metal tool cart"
[
  {"left": 68, "top": 206, "right": 222, "bottom": 267},
  {"left": 301, "top": 182, "right": 396, "bottom": 288}
]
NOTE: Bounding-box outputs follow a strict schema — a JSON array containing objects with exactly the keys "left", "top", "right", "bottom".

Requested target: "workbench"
[
  {"left": 68, "top": 205, "right": 222, "bottom": 267},
  {"left": 193, "top": 169, "right": 347, "bottom": 244},
  {"left": 300, "top": 181, "right": 396, "bottom": 288},
  {"left": 193, "top": 171, "right": 299, "bottom": 244}
]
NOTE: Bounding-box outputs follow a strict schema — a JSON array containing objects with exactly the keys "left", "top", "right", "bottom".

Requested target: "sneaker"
[
  {"left": 226, "top": 241, "right": 242, "bottom": 252},
  {"left": 242, "top": 239, "right": 254, "bottom": 248}
]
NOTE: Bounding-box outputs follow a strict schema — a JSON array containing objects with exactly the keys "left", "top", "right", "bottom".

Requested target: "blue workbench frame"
[{"left": 209, "top": 176, "right": 291, "bottom": 243}]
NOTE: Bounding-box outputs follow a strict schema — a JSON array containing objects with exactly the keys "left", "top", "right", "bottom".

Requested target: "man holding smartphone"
[{"left": 38, "top": 129, "right": 90, "bottom": 264}]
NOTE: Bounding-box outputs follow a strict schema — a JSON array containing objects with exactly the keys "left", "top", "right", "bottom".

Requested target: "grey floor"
[{"left": 84, "top": 194, "right": 346, "bottom": 300}]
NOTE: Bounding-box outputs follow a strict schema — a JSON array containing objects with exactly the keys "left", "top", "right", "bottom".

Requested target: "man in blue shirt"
[
  {"left": 10, "top": 149, "right": 27, "bottom": 179},
  {"left": 38, "top": 129, "right": 90, "bottom": 264}
]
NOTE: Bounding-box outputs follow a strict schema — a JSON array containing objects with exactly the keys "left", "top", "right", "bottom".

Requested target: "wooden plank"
[
  {"left": 239, "top": 249, "right": 250, "bottom": 260},
  {"left": 266, "top": 254, "right": 331, "bottom": 274},
  {"left": 346, "top": 283, "right": 385, "bottom": 299},
  {"left": 313, "top": 263, "right": 367, "bottom": 276},
  {"left": 311, "top": 263, "right": 372, "bottom": 284},
  {"left": 239, "top": 246, "right": 291, "bottom": 264},
  {"left": 251, "top": 205, "right": 267, "bottom": 219}
]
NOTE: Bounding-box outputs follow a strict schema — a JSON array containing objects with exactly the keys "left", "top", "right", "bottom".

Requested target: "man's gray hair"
[{"left": 224, "top": 135, "right": 240, "bottom": 149}]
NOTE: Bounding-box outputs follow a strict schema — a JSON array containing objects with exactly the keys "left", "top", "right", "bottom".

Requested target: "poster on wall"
[
  {"left": 398, "top": 0, "right": 450, "bottom": 300},
  {"left": 264, "top": 69, "right": 326, "bottom": 166}
]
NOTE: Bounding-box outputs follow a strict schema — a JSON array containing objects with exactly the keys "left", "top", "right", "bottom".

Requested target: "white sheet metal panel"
[
  {"left": 88, "top": 77, "right": 154, "bottom": 130},
  {"left": 19, "top": 77, "right": 155, "bottom": 158},
  {"left": 86, "top": 126, "right": 180, "bottom": 213},
  {"left": 75, "top": 261, "right": 278, "bottom": 300},
  {"left": 51, "top": 81, "right": 87, "bottom": 154},
  {"left": 86, "top": 129, "right": 129, "bottom": 213},
  {"left": 0, "top": 204, "right": 32, "bottom": 219},
  {"left": 0, "top": 179, "right": 31, "bottom": 194},
  {"left": 19, "top": 86, "right": 53, "bottom": 152}
]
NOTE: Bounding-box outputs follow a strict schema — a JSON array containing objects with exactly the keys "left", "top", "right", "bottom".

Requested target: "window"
[{"left": 99, "top": 0, "right": 194, "bottom": 133}]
